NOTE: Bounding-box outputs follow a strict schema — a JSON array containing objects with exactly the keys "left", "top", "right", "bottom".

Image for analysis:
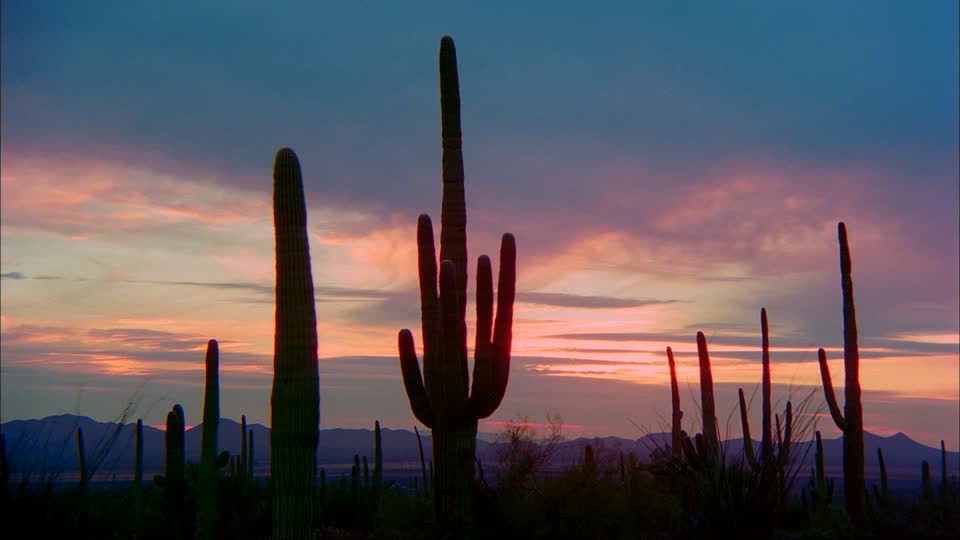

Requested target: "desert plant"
[
  {"left": 696, "top": 331, "right": 720, "bottom": 464},
  {"left": 372, "top": 420, "right": 383, "bottom": 514},
  {"left": 75, "top": 427, "right": 88, "bottom": 489},
  {"left": 270, "top": 147, "right": 321, "bottom": 540},
  {"left": 760, "top": 308, "right": 773, "bottom": 464},
  {"left": 666, "top": 347, "right": 683, "bottom": 459},
  {"left": 397, "top": 35, "right": 517, "bottom": 535},
  {"left": 240, "top": 414, "right": 248, "bottom": 479},
  {"left": 197, "top": 338, "right": 220, "bottom": 540},
  {"left": 817, "top": 222, "right": 866, "bottom": 524}
]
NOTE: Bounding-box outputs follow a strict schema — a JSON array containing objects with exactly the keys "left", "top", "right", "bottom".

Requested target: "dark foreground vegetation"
[{"left": 1, "top": 34, "right": 958, "bottom": 540}]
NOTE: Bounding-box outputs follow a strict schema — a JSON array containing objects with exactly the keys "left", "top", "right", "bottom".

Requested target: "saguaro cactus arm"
[
  {"left": 469, "top": 235, "right": 516, "bottom": 419},
  {"left": 817, "top": 348, "right": 848, "bottom": 431}
]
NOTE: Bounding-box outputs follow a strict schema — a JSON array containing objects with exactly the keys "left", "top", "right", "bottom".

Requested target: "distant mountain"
[{"left": 2, "top": 414, "right": 956, "bottom": 494}]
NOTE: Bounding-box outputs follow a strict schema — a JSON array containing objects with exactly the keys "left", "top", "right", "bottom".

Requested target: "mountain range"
[{"left": 2, "top": 414, "right": 956, "bottom": 495}]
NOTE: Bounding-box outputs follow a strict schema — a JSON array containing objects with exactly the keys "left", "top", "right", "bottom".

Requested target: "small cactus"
[
  {"left": 738, "top": 388, "right": 755, "bottom": 467},
  {"left": 696, "top": 332, "right": 720, "bottom": 463},
  {"left": 76, "top": 427, "right": 88, "bottom": 488},
  {"left": 666, "top": 347, "right": 682, "bottom": 459}
]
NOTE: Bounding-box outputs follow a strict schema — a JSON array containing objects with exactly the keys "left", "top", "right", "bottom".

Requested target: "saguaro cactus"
[
  {"left": 397, "top": 35, "right": 517, "bottom": 533},
  {"left": 197, "top": 339, "right": 220, "bottom": 540},
  {"left": 372, "top": 420, "right": 383, "bottom": 513},
  {"left": 738, "top": 388, "right": 755, "bottom": 466},
  {"left": 817, "top": 222, "right": 865, "bottom": 523},
  {"left": 76, "top": 427, "right": 88, "bottom": 488},
  {"left": 134, "top": 419, "right": 143, "bottom": 492},
  {"left": 270, "top": 147, "right": 320, "bottom": 540},
  {"left": 666, "top": 347, "right": 682, "bottom": 458},
  {"left": 241, "top": 415, "right": 248, "bottom": 479},
  {"left": 165, "top": 405, "right": 186, "bottom": 492},
  {"left": 696, "top": 332, "right": 720, "bottom": 462},
  {"left": 760, "top": 308, "right": 773, "bottom": 464}
]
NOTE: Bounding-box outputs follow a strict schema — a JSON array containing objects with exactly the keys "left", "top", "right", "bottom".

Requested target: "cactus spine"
[
  {"left": 270, "top": 148, "right": 320, "bottom": 540},
  {"left": 397, "top": 35, "right": 517, "bottom": 533},
  {"left": 197, "top": 339, "right": 220, "bottom": 540},
  {"left": 696, "top": 331, "right": 720, "bottom": 463},
  {"left": 76, "top": 427, "right": 88, "bottom": 488},
  {"left": 817, "top": 222, "right": 865, "bottom": 523},
  {"left": 667, "top": 346, "right": 682, "bottom": 458}
]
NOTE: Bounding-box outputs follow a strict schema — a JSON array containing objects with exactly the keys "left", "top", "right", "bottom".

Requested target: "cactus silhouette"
[
  {"left": 197, "top": 339, "right": 220, "bottom": 540},
  {"left": 270, "top": 147, "right": 320, "bottom": 540},
  {"left": 372, "top": 420, "right": 383, "bottom": 513},
  {"left": 76, "top": 427, "right": 88, "bottom": 488},
  {"left": 397, "top": 35, "right": 517, "bottom": 533},
  {"left": 737, "top": 388, "right": 755, "bottom": 466},
  {"left": 667, "top": 346, "right": 682, "bottom": 458},
  {"left": 817, "top": 222, "right": 865, "bottom": 523},
  {"left": 760, "top": 308, "right": 773, "bottom": 464},
  {"left": 240, "top": 414, "right": 247, "bottom": 478},
  {"left": 696, "top": 331, "right": 720, "bottom": 463}
]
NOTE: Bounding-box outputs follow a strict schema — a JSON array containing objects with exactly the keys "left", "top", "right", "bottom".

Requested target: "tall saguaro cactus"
[
  {"left": 398, "top": 35, "right": 517, "bottom": 534},
  {"left": 760, "top": 307, "right": 773, "bottom": 464},
  {"left": 270, "top": 147, "right": 320, "bottom": 540},
  {"left": 197, "top": 339, "right": 220, "bottom": 540},
  {"left": 817, "top": 222, "right": 865, "bottom": 523},
  {"left": 667, "top": 347, "right": 682, "bottom": 458}
]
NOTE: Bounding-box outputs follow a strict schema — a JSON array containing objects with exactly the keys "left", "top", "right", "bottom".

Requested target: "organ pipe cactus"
[
  {"left": 696, "top": 332, "right": 720, "bottom": 463},
  {"left": 817, "top": 222, "right": 865, "bottom": 523},
  {"left": 397, "top": 35, "right": 517, "bottom": 533},
  {"left": 197, "top": 339, "right": 220, "bottom": 540},
  {"left": 270, "top": 147, "right": 321, "bottom": 540},
  {"left": 667, "top": 347, "right": 682, "bottom": 458}
]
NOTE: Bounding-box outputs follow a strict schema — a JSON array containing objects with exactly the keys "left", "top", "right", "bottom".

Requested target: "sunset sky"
[{"left": 2, "top": 2, "right": 958, "bottom": 449}]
